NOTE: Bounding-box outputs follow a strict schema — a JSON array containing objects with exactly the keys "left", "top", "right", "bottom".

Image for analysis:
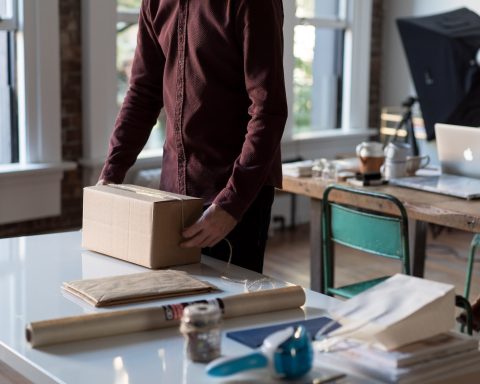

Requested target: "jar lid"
[{"left": 182, "top": 303, "right": 222, "bottom": 326}]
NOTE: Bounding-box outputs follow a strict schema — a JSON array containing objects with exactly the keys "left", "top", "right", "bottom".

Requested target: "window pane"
[
  {"left": 0, "top": 31, "right": 12, "bottom": 163},
  {"left": 117, "top": 0, "right": 141, "bottom": 12},
  {"left": 293, "top": 25, "right": 344, "bottom": 133},
  {"left": 0, "top": 0, "right": 13, "bottom": 19},
  {"left": 296, "top": 0, "right": 341, "bottom": 19},
  {"left": 116, "top": 22, "right": 165, "bottom": 150},
  {"left": 117, "top": 22, "right": 138, "bottom": 104}
]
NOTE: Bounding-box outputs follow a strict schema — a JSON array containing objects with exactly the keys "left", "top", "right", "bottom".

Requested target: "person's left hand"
[{"left": 181, "top": 204, "right": 237, "bottom": 248}]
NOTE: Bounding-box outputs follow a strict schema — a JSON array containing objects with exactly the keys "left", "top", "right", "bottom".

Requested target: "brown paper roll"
[{"left": 27, "top": 285, "right": 305, "bottom": 347}]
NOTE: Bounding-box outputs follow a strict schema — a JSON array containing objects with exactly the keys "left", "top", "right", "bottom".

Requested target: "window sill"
[
  {"left": 80, "top": 151, "right": 163, "bottom": 186},
  {"left": 285, "top": 128, "right": 378, "bottom": 143},
  {"left": 0, "top": 162, "right": 76, "bottom": 225},
  {"left": 281, "top": 128, "right": 378, "bottom": 160}
]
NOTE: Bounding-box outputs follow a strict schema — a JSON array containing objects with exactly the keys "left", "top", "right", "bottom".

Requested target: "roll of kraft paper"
[{"left": 26, "top": 285, "right": 305, "bottom": 348}]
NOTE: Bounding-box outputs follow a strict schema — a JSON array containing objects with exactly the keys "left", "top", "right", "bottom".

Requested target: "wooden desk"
[{"left": 282, "top": 175, "right": 480, "bottom": 292}]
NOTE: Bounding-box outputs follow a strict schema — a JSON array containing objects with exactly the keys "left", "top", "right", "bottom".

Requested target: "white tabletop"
[{"left": 0, "top": 231, "right": 351, "bottom": 384}]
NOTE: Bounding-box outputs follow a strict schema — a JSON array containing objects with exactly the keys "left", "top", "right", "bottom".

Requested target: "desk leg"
[
  {"left": 410, "top": 220, "right": 427, "bottom": 277},
  {"left": 310, "top": 198, "right": 323, "bottom": 293}
]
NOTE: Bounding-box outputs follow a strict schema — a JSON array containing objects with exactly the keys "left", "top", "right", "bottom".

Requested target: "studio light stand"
[{"left": 390, "top": 96, "right": 420, "bottom": 156}]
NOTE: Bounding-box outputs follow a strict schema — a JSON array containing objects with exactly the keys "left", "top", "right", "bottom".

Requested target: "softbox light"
[{"left": 397, "top": 7, "right": 480, "bottom": 140}]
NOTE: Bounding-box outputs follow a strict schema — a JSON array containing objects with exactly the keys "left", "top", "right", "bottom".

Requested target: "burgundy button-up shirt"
[{"left": 100, "top": 0, "right": 288, "bottom": 220}]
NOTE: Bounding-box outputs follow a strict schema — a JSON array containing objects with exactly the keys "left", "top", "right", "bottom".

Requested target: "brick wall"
[
  {"left": 0, "top": 0, "right": 83, "bottom": 238},
  {"left": 369, "top": 0, "right": 383, "bottom": 130}
]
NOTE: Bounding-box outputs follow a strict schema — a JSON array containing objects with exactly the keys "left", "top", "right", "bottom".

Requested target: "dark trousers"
[{"left": 202, "top": 186, "right": 275, "bottom": 273}]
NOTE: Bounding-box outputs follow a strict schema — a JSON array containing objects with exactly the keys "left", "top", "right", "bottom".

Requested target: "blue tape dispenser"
[{"left": 206, "top": 325, "right": 313, "bottom": 379}]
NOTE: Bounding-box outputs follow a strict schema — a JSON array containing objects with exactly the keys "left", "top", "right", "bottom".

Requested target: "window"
[
  {"left": 292, "top": 0, "right": 347, "bottom": 134},
  {"left": 284, "top": 0, "right": 372, "bottom": 138},
  {"left": 0, "top": 0, "right": 17, "bottom": 164},
  {"left": 117, "top": 0, "right": 165, "bottom": 153}
]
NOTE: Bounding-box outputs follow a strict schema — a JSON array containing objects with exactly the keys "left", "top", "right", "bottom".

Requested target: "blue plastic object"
[{"left": 206, "top": 325, "right": 313, "bottom": 379}]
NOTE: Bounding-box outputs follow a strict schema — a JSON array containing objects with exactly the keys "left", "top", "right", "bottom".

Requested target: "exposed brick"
[{"left": 369, "top": 0, "right": 383, "bottom": 130}]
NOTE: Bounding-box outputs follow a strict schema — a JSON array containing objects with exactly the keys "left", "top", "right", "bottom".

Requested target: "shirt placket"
[{"left": 174, "top": 0, "right": 188, "bottom": 194}]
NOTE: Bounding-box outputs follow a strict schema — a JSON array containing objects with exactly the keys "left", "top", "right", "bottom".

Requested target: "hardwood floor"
[{"left": 264, "top": 223, "right": 480, "bottom": 301}]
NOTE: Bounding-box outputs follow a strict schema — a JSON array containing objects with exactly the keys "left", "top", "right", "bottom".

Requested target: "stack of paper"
[
  {"left": 282, "top": 160, "right": 314, "bottom": 177},
  {"left": 316, "top": 332, "right": 480, "bottom": 383}
]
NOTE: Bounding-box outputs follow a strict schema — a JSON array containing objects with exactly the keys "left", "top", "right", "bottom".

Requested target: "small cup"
[{"left": 406, "top": 155, "right": 430, "bottom": 176}]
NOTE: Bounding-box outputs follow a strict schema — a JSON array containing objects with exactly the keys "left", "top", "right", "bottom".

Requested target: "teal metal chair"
[
  {"left": 322, "top": 185, "right": 411, "bottom": 299},
  {"left": 456, "top": 233, "right": 480, "bottom": 335},
  {"left": 463, "top": 233, "right": 480, "bottom": 303}
]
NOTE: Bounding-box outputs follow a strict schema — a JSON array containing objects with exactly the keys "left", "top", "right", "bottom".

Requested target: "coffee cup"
[
  {"left": 406, "top": 155, "right": 430, "bottom": 176},
  {"left": 381, "top": 159, "right": 407, "bottom": 180},
  {"left": 356, "top": 141, "right": 384, "bottom": 175}
]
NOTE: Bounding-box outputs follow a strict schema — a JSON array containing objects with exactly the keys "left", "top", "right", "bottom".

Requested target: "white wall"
[{"left": 382, "top": 0, "right": 480, "bottom": 108}]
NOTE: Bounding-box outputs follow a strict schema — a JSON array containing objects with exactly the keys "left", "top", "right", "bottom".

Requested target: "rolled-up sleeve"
[
  {"left": 213, "top": 0, "right": 288, "bottom": 220},
  {"left": 100, "top": 0, "right": 165, "bottom": 184}
]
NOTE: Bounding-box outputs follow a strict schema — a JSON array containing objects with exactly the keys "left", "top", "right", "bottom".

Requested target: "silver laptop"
[{"left": 389, "top": 123, "right": 480, "bottom": 199}]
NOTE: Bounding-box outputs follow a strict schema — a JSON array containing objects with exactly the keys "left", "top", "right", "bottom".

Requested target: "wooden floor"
[{"left": 264, "top": 223, "right": 480, "bottom": 300}]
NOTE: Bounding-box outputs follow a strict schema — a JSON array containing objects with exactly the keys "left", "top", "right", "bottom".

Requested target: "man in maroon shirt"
[{"left": 99, "top": 0, "right": 287, "bottom": 273}]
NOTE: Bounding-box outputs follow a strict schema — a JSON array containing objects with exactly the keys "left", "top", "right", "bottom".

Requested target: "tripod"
[{"left": 390, "top": 96, "right": 420, "bottom": 156}]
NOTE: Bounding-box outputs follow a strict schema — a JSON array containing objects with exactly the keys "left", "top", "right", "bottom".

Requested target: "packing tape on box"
[
  {"left": 26, "top": 285, "right": 306, "bottom": 348},
  {"left": 108, "top": 184, "right": 187, "bottom": 228}
]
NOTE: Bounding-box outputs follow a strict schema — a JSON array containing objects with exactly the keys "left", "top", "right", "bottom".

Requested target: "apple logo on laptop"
[{"left": 464, "top": 148, "right": 474, "bottom": 162}]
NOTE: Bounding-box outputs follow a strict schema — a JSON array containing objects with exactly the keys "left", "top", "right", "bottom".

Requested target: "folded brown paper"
[
  {"left": 63, "top": 270, "right": 216, "bottom": 307},
  {"left": 27, "top": 285, "right": 306, "bottom": 347}
]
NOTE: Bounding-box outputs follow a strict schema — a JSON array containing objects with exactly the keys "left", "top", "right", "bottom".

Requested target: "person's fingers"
[
  {"left": 182, "top": 220, "right": 204, "bottom": 239},
  {"left": 96, "top": 179, "right": 111, "bottom": 186},
  {"left": 180, "top": 230, "right": 209, "bottom": 248}
]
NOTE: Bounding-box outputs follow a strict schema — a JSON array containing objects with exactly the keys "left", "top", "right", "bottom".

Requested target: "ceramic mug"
[
  {"left": 384, "top": 142, "right": 411, "bottom": 162},
  {"left": 381, "top": 159, "right": 407, "bottom": 180},
  {"left": 356, "top": 141, "right": 384, "bottom": 174},
  {"left": 406, "top": 155, "right": 430, "bottom": 176}
]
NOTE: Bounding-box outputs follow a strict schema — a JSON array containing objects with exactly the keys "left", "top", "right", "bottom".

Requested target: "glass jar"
[
  {"left": 180, "top": 303, "right": 222, "bottom": 363},
  {"left": 321, "top": 162, "right": 337, "bottom": 181}
]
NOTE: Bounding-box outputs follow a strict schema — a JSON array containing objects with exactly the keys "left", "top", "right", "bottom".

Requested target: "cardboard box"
[{"left": 82, "top": 184, "right": 203, "bottom": 269}]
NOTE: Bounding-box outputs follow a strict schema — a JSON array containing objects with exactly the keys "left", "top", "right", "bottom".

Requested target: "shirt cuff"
[
  {"left": 213, "top": 188, "right": 249, "bottom": 222},
  {"left": 99, "top": 163, "right": 129, "bottom": 185}
]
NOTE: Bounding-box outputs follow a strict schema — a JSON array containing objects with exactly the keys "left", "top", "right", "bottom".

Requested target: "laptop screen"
[{"left": 435, "top": 123, "right": 480, "bottom": 179}]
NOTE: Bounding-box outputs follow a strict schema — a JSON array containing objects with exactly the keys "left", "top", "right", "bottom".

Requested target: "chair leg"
[
  {"left": 464, "top": 233, "right": 480, "bottom": 301},
  {"left": 456, "top": 295, "right": 473, "bottom": 335}
]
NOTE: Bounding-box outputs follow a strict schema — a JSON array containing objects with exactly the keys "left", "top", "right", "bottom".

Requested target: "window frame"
[
  {"left": 0, "top": 0, "right": 17, "bottom": 164},
  {"left": 283, "top": 0, "right": 372, "bottom": 140},
  {"left": 0, "top": 0, "right": 75, "bottom": 225}
]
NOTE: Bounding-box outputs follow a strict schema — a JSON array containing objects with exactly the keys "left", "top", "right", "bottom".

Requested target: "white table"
[{"left": 0, "top": 231, "right": 347, "bottom": 384}]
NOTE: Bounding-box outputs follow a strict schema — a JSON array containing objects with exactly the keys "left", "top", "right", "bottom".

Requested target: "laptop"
[{"left": 389, "top": 123, "right": 480, "bottom": 199}]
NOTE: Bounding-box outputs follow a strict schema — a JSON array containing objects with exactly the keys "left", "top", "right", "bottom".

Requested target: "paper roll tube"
[{"left": 26, "top": 285, "right": 305, "bottom": 348}]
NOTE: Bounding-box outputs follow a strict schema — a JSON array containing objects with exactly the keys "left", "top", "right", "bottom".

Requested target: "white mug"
[
  {"left": 381, "top": 159, "right": 407, "bottom": 180},
  {"left": 384, "top": 142, "right": 411, "bottom": 162}
]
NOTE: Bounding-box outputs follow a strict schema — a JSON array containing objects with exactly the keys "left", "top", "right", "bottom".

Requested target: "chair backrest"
[{"left": 322, "top": 185, "right": 411, "bottom": 291}]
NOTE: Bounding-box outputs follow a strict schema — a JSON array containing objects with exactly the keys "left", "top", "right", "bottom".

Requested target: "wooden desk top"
[{"left": 282, "top": 175, "right": 480, "bottom": 233}]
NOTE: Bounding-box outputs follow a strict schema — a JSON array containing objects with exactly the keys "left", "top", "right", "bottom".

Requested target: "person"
[{"left": 98, "top": 0, "right": 288, "bottom": 273}]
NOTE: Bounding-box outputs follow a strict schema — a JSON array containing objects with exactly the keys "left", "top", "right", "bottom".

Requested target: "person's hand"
[{"left": 181, "top": 204, "right": 237, "bottom": 248}]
